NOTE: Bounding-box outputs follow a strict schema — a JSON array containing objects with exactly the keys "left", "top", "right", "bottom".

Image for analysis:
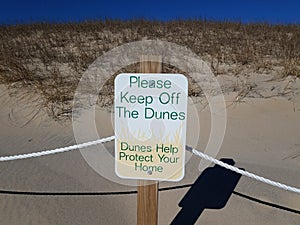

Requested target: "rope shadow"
[{"left": 171, "top": 158, "right": 243, "bottom": 225}]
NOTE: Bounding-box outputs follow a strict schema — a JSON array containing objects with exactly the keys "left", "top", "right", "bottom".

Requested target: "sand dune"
[{"left": 0, "top": 82, "right": 300, "bottom": 224}]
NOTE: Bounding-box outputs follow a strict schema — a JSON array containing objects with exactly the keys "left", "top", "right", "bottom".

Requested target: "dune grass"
[{"left": 0, "top": 20, "right": 299, "bottom": 120}]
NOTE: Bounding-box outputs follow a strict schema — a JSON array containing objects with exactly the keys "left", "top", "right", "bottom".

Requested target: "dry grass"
[{"left": 0, "top": 20, "right": 299, "bottom": 120}]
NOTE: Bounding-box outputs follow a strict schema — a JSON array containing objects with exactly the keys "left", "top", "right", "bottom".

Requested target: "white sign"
[{"left": 114, "top": 73, "right": 188, "bottom": 181}]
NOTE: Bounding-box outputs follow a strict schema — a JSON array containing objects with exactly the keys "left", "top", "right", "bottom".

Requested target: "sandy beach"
[{"left": 0, "top": 78, "right": 299, "bottom": 225}]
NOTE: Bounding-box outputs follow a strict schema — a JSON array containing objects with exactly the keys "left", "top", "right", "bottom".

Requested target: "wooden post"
[
  {"left": 137, "top": 55, "right": 162, "bottom": 225},
  {"left": 137, "top": 180, "right": 159, "bottom": 225}
]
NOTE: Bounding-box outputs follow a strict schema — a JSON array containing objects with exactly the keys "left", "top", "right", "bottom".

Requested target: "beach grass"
[{"left": 0, "top": 20, "right": 299, "bottom": 120}]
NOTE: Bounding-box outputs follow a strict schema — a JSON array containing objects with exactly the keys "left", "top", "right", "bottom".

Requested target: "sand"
[{"left": 0, "top": 79, "right": 300, "bottom": 225}]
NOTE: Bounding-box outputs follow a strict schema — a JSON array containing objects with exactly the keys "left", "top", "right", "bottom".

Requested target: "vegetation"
[{"left": 0, "top": 20, "right": 299, "bottom": 120}]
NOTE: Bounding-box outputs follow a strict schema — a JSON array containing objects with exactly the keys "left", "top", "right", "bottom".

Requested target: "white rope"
[
  {"left": 0, "top": 135, "right": 299, "bottom": 194},
  {"left": 0, "top": 136, "right": 115, "bottom": 162},
  {"left": 191, "top": 148, "right": 300, "bottom": 194}
]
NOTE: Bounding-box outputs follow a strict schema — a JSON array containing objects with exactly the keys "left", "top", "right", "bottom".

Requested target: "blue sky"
[{"left": 1, "top": 0, "right": 300, "bottom": 25}]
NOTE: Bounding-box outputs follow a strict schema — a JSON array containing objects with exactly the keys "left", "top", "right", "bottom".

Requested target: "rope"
[
  {"left": 190, "top": 148, "right": 300, "bottom": 194},
  {"left": 1, "top": 184, "right": 300, "bottom": 215},
  {"left": 0, "top": 184, "right": 192, "bottom": 196},
  {"left": 232, "top": 191, "right": 300, "bottom": 215},
  {"left": 0, "top": 135, "right": 300, "bottom": 195},
  {"left": 0, "top": 136, "right": 115, "bottom": 162}
]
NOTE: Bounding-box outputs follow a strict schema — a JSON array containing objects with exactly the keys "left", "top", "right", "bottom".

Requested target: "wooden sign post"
[
  {"left": 114, "top": 55, "right": 188, "bottom": 225},
  {"left": 137, "top": 55, "right": 162, "bottom": 225}
]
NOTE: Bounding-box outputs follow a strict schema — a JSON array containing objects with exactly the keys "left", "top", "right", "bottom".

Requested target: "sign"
[{"left": 114, "top": 73, "right": 188, "bottom": 181}]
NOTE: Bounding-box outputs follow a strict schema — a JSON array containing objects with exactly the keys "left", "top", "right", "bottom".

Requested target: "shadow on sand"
[{"left": 171, "top": 158, "right": 243, "bottom": 225}]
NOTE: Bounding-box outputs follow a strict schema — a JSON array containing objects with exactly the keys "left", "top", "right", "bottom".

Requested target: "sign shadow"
[{"left": 171, "top": 158, "right": 243, "bottom": 225}]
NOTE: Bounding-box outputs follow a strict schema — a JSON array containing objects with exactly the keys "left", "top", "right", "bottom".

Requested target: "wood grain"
[{"left": 137, "top": 55, "right": 162, "bottom": 225}]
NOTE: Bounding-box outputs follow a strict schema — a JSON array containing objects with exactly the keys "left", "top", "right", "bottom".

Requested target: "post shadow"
[{"left": 171, "top": 158, "right": 243, "bottom": 225}]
